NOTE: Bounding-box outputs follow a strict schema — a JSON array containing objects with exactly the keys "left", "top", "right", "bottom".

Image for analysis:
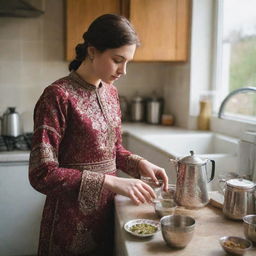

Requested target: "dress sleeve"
[
  {"left": 29, "top": 85, "right": 105, "bottom": 211},
  {"left": 114, "top": 91, "right": 144, "bottom": 178}
]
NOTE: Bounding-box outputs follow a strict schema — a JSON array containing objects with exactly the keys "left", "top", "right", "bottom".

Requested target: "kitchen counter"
[
  {"left": 0, "top": 123, "right": 184, "bottom": 163},
  {"left": 0, "top": 150, "right": 30, "bottom": 163},
  {"left": 114, "top": 195, "right": 256, "bottom": 256}
]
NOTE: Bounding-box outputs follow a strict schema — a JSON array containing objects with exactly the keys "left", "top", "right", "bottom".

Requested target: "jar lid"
[
  {"left": 178, "top": 151, "right": 207, "bottom": 165},
  {"left": 226, "top": 178, "right": 255, "bottom": 190},
  {"left": 132, "top": 96, "right": 144, "bottom": 102}
]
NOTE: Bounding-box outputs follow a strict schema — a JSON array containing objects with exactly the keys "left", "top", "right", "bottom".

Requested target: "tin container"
[
  {"left": 223, "top": 179, "right": 256, "bottom": 220},
  {"left": 130, "top": 96, "right": 145, "bottom": 122}
]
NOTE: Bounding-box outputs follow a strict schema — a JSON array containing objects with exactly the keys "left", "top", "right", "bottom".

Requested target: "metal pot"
[
  {"left": 146, "top": 96, "right": 164, "bottom": 124},
  {"left": 170, "top": 151, "right": 215, "bottom": 209},
  {"left": 130, "top": 96, "right": 145, "bottom": 122},
  {"left": 223, "top": 178, "right": 256, "bottom": 220},
  {"left": 1, "top": 107, "right": 23, "bottom": 137}
]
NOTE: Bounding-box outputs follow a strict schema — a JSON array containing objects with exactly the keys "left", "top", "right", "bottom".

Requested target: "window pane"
[{"left": 221, "top": 0, "right": 256, "bottom": 120}]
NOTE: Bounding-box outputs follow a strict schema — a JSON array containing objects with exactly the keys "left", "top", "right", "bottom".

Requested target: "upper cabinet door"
[
  {"left": 129, "top": 0, "right": 190, "bottom": 61},
  {"left": 66, "top": 0, "right": 190, "bottom": 62},
  {"left": 66, "top": 0, "right": 121, "bottom": 61}
]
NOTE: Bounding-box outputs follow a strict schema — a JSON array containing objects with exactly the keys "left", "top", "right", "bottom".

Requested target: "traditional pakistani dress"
[{"left": 29, "top": 71, "right": 143, "bottom": 256}]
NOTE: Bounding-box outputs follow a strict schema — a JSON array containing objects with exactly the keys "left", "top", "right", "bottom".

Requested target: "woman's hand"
[
  {"left": 138, "top": 159, "right": 169, "bottom": 191},
  {"left": 103, "top": 175, "right": 156, "bottom": 205}
]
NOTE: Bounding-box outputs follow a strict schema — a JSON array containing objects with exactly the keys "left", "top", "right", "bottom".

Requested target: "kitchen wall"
[{"left": 0, "top": 0, "right": 190, "bottom": 132}]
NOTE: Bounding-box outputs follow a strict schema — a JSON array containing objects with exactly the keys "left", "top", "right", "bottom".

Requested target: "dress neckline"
[{"left": 69, "top": 71, "right": 102, "bottom": 90}]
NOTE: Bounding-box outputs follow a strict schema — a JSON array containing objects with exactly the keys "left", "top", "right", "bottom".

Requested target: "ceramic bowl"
[{"left": 219, "top": 236, "right": 252, "bottom": 256}]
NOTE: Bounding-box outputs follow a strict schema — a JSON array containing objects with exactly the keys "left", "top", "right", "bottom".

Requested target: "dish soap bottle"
[{"left": 197, "top": 99, "right": 211, "bottom": 130}]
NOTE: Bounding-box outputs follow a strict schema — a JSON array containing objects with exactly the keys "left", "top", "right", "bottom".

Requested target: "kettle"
[
  {"left": 170, "top": 151, "right": 215, "bottom": 209},
  {"left": 222, "top": 178, "right": 256, "bottom": 220},
  {"left": 1, "top": 107, "right": 23, "bottom": 137}
]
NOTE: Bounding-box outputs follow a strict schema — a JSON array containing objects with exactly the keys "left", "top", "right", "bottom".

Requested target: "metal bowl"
[
  {"left": 154, "top": 199, "right": 177, "bottom": 218},
  {"left": 243, "top": 214, "right": 256, "bottom": 244},
  {"left": 160, "top": 214, "right": 195, "bottom": 248},
  {"left": 219, "top": 236, "right": 252, "bottom": 256}
]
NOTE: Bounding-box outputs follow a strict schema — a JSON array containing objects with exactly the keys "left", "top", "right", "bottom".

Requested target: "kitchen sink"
[
  {"left": 141, "top": 132, "right": 239, "bottom": 157},
  {"left": 139, "top": 132, "right": 239, "bottom": 191}
]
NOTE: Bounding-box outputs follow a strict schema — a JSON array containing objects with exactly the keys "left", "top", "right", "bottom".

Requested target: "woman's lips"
[{"left": 112, "top": 75, "right": 120, "bottom": 80}]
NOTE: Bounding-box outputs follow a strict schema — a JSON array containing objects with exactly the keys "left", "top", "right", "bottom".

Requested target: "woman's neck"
[{"left": 76, "top": 60, "right": 101, "bottom": 87}]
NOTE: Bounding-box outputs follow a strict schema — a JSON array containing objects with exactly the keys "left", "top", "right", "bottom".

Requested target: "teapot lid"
[
  {"left": 179, "top": 151, "right": 207, "bottom": 165},
  {"left": 227, "top": 178, "right": 255, "bottom": 190}
]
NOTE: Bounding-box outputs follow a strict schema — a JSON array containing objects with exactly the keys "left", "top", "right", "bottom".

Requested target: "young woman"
[{"left": 29, "top": 14, "right": 168, "bottom": 256}]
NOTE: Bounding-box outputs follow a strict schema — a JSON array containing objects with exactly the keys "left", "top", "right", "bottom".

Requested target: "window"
[{"left": 214, "top": 0, "right": 256, "bottom": 122}]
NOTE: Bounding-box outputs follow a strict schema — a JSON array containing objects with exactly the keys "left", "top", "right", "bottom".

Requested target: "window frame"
[{"left": 212, "top": 0, "right": 256, "bottom": 123}]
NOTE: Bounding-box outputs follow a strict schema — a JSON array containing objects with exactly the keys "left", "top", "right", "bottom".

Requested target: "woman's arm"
[{"left": 29, "top": 85, "right": 105, "bottom": 211}]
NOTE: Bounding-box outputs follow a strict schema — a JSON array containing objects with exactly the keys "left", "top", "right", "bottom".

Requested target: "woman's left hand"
[{"left": 138, "top": 159, "right": 169, "bottom": 191}]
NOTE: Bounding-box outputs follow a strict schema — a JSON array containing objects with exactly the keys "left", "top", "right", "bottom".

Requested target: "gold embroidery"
[
  {"left": 78, "top": 171, "right": 105, "bottom": 213},
  {"left": 127, "top": 154, "right": 144, "bottom": 179},
  {"left": 29, "top": 142, "right": 58, "bottom": 172},
  {"left": 35, "top": 125, "right": 61, "bottom": 138}
]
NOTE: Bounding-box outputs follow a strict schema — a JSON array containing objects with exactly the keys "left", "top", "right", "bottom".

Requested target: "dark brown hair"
[{"left": 69, "top": 14, "right": 140, "bottom": 71}]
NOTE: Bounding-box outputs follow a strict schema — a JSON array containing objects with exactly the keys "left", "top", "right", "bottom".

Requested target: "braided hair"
[{"left": 69, "top": 14, "right": 140, "bottom": 71}]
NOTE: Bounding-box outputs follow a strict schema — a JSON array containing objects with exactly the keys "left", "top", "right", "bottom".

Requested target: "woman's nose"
[{"left": 118, "top": 63, "right": 127, "bottom": 75}]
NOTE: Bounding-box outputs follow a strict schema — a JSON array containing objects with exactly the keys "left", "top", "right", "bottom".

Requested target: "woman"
[{"left": 29, "top": 14, "right": 168, "bottom": 256}]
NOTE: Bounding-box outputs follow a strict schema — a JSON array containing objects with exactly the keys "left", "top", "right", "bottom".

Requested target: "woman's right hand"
[{"left": 103, "top": 175, "right": 156, "bottom": 205}]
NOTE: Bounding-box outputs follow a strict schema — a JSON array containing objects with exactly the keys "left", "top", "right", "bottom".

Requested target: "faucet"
[{"left": 218, "top": 86, "right": 256, "bottom": 118}]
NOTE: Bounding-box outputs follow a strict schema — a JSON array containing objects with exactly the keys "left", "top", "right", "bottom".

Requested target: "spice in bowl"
[{"left": 130, "top": 223, "right": 158, "bottom": 235}]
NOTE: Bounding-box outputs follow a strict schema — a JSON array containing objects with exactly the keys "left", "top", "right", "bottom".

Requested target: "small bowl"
[
  {"left": 219, "top": 236, "right": 252, "bottom": 256},
  {"left": 243, "top": 214, "right": 256, "bottom": 244},
  {"left": 160, "top": 214, "right": 195, "bottom": 248},
  {"left": 154, "top": 199, "right": 177, "bottom": 218}
]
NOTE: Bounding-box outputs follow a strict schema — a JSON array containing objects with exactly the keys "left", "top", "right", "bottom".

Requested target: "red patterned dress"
[{"left": 29, "top": 71, "right": 142, "bottom": 256}]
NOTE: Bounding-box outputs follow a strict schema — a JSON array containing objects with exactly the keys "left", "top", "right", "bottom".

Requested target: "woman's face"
[{"left": 91, "top": 44, "right": 136, "bottom": 84}]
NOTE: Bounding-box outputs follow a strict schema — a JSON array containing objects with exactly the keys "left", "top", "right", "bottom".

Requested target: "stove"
[{"left": 0, "top": 133, "right": 33, "bottom": 151}]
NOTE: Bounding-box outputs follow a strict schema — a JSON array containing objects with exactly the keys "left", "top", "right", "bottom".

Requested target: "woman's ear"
[{"left": 87, "top": 46, "right": 96, "bottom": 60}]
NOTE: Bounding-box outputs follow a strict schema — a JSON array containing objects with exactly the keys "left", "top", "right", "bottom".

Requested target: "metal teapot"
[
  {"left": 1, "top": 107, "right": 23, "bottom": 137},
  {"left": 170, "top": 151, "right": 215, "bottom": 209}
]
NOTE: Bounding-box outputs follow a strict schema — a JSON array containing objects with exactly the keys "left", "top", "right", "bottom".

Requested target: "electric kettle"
[
  {"left": 170, "top": 151, "right": 215, "bottom": 209},
  {"left": 1, "top": 107, "right": 23, "bottom": 137}
]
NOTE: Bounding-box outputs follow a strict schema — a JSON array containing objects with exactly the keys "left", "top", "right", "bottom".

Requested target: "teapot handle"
[{"left": 208, "top": 160, "right": 215, "bottom": 183}]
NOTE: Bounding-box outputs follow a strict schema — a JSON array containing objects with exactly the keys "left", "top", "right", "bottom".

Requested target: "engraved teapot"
[{"left": 170, "top": 151, "right": 215, "bottom": 209}]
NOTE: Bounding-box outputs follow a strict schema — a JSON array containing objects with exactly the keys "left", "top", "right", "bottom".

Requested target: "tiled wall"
[{"left": 0, "top": 0, "right": 189, "bottom": 132}]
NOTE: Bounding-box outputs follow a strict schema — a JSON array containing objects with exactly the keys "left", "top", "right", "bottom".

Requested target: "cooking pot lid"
[
  {"left": 132, "top": 96, "right": 144, "bottom": 102},
  {"left": 179, "top": 151, "right": 207, "bottom": 165},
  {"left": 227, "top": 178, "right": 255, "bottom": 190}
]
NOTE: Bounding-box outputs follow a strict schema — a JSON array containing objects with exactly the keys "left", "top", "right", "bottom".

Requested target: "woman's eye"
[{"left": 113, "top": 59, "right": 123, "bottom": 64}]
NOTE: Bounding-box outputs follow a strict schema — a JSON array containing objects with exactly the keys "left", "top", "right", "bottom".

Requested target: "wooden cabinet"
[
  {"left": 66, "top": 0, "right": 190, "bottom": 62},
  {"left": 66, "top": 0, "right": 121, "bottom": 61},
  {"left": 128, "top": 0, "right": 190, "bottom": 61}
]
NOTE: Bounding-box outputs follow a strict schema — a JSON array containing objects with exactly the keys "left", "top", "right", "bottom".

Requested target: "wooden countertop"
[{"left": 114, "top": 195, "right": 256, "bottom": 256}]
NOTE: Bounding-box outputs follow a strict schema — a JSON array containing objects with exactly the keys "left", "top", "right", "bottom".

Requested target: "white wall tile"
[{"left": 0, "top": 0, "right": 190, "bottom": 132}]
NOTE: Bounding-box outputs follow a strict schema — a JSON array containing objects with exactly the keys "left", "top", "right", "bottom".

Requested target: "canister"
[
  {"left": 223, "top": 178, "right": 256, "bottom": 220},
  {"left": 146, "top": 96, "right": 164, "bottom": 124},
  {"left": 130, "top": 96, "right": 145, "bottom": 122}
]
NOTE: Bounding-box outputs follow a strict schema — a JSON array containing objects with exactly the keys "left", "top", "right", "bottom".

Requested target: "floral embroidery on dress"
[{"left": 29, "top": 72, "right": 143, "bottom": 255}]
